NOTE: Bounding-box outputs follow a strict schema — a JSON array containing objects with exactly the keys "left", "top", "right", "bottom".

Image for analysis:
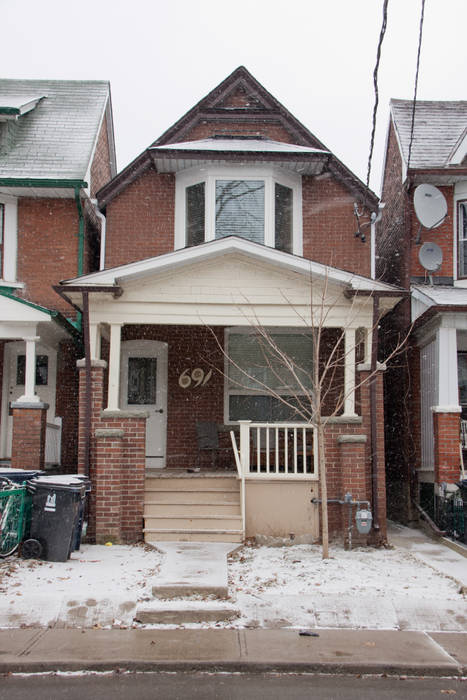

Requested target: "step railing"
[{"left": 234, "top": 420, "right": 318, "bottom": 480}]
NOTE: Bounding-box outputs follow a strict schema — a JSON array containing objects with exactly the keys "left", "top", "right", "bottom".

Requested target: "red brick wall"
[
  {"left": 104, "top": 171, "right": 175, "bottom": 268},
  {"left": 17, "top": 198, "right": 80, "bottom": 313},
  {"left": 181, "top": 121, "right": 296, "bottom": 143},
  {"left": 90, "top": 113, "right": 112, "bottom": 198},
  {"left": 433, "top": 411, "right": 461, "bottom": 484},
  {"left": 302, "top": 174, "right": 371, "bottom": 277},
  {"left": 11, "top": 406, "right": 47, "bottom": 470},
  {"left": 55, "top": 340, "right": 79, "bottom": 470}
]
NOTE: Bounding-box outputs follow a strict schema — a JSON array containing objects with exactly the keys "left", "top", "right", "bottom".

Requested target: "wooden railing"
[{"left": 233, "top": 421, "right": 318, "bottom": 480}]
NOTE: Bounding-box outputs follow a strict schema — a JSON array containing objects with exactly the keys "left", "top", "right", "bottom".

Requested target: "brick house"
[
  {"left": 0, "top": 80, "right": 116, "bottom": 472},
  {"left": 57, "top": 67, "right": 403, "bottom": 545},
  {"left": 377, "top": 99, "right": 467, "bottom": 527}
]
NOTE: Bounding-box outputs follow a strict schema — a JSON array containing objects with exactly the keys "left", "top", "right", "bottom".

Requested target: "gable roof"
[
  {"left": 0, "top": 79, "right": 115, "bottom": 182},
  {"left": 391, "top": 99, "right": 467, "bottom": 170},
  {"left": 97, "top": 67, "right": 378, "bottom": 210},
  {"left": 60, "top": 236, "right": 400, "bottom": 297}
]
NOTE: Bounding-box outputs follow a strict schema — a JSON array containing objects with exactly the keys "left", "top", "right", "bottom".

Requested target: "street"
[{"left": 1, "top": 672, "right": 466, "bottom": 699}]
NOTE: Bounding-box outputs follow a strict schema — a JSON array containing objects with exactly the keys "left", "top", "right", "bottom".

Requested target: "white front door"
[
  {"left": 120, "top": 340, "right": 168, "bottom": 468},
  {"left": 1, "top": 342, "right": 57, "bottom": 459}
]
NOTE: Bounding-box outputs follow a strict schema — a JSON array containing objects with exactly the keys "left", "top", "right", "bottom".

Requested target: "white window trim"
[
  {"left": 223, "top": 326, "right": 313, "bottom": 425},
  {"left": 174, "top": 164, "right": 303, "bottom": 255},
  {"left": 0, "top": 194, "right": 18, "bottom": 283},
  {"left": 453, "top": 181, "right": 467, "bottom": 285}
]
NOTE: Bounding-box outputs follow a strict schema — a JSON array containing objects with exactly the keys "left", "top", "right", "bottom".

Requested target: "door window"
[{"left": 127, "top": 357, "right": 157, "bottom": 405}]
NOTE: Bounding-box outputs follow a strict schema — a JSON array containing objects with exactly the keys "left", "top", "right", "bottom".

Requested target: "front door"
[
  {"left": 1, "top": 342, "right": 57, "bottom": 459},
  {"left": 120, "top": 340, "right": 168, "bottom": 468}
]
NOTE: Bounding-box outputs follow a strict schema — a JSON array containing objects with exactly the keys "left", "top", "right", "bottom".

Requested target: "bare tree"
[{"left": 209, "top": 271, "right": 409, "bottom": 559}]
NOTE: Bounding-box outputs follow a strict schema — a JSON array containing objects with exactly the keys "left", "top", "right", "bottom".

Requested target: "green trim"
[
  {"left": 0, "top": 289, "right": 83, "bottom": 348},
  {"left": 0, "top": 107, "right": 20, "bottom": 116},
  {"left": 0, "top": 178, "right": 88, "bottom": 189}
]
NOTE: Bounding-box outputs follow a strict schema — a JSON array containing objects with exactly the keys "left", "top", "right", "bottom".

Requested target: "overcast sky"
[{"left": 1, "top": 0, "right": 465, "bottom": 194}]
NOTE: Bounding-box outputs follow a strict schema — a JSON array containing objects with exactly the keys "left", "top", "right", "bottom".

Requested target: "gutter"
[{"left": 91, "top": 199, "right": 107, "bottom": 270}]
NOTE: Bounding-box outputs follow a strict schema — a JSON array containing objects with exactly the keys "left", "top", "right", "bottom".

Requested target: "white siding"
[{"left": 420, "top": 339, "right": 438, "bottom": 472}]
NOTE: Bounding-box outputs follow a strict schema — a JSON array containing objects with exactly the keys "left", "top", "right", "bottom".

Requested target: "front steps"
[{"left": 143, "top": 472, "right": 243, "bottom": 543}]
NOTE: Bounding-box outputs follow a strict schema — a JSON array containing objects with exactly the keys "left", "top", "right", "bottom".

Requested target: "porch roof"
[
  {"left": 412, "top": 284, "right": 467, "bottom": 323},
  {"left": 61, "top": 237, "right": 402, "bottom": 296}
]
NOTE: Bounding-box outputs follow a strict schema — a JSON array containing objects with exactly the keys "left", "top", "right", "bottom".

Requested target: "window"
[
  {"left": 127, "top": 357, "right": 157, "bottom": 405},
  {"left": 16, "top": 355, "right": 48, "bottom": 386},
  {"left": 0, "top": 203, "right": 3, "bottom": 275},
  {"left": 176, "top": 166, "right": 302, "bottom": 255},
  {"left": 458, "top": 201, "right": 467, "bottom": 278},
  {"left": 225, "top": 329, "right": 314, "bottom": 422}
]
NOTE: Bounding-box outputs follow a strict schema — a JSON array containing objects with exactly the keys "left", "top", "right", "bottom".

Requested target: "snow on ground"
[{"left": 0, "top": 539, "right": 465, "bottom": 631}]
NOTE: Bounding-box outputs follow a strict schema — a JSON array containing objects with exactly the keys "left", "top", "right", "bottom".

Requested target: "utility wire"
[
  {"left": 407, "top": 0, "right": 426, "bottom": 171},
  {"left": 366, "top": 0, "right": 389, "bottom": 189}
]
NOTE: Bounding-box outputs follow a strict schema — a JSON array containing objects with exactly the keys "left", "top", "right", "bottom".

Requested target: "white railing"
[
  {"left": 230, "top": 430, "right": 246, "bottom": 538},
  {"left": 235, "top": 420, "right": 318, "bottom": 479},
  {"left": 45, "top": 417, "right": 62, "bottom": 466}
]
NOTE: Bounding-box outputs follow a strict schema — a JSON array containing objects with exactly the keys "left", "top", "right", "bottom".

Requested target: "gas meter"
[{"left": 355, "top": 507, "right": 372, "bottom": 534}]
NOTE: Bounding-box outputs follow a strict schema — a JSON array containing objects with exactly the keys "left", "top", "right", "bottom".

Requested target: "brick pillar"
[
  {"left": 338, "top": 435, "right": 368, "bottom": 546},
  {"left": 433, "top": 411, "right": 461, "bottom": 485},
  {"left": 10, "top": 402, "right": 48, "bottom": 470},
  {"left": 93, "top": 429, "right": 124, "bottom": 543}
]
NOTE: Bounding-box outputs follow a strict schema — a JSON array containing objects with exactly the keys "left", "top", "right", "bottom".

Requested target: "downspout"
[
  {"left": 370, "top": 203, "right": 385, "bottom": 280},
  {"left": 370, "top": 293, "right": 380, "bottom": 531},
  {"left": 81, "top": 291, "right": 92, "bottom": 477}
]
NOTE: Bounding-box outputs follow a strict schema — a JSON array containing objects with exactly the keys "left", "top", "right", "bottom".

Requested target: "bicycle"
[{"left": 0, "top": 476, "right": 30, "bottom": 558}]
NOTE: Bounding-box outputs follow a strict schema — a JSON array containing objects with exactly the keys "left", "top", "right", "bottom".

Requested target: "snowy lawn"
[{"left": 0, "top": 540, "right": 465, "bottom": 631}]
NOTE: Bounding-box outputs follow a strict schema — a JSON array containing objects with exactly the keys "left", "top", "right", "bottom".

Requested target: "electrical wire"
[
  {"left": 406, "top": 0, "right": 426, "bottom": 171},
  {"left": 366, "top": 0, "right": 389, "bottom": 189}
]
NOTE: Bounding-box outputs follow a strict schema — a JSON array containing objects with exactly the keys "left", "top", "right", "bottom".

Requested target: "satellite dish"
[
  {"left": 414, "top": 184, "right": 448, "bottom": 229},
  {"left": 419, "top": 242, "right": 443, "bottom": 272}
]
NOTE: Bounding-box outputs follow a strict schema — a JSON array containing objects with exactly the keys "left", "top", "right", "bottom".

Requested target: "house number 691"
[{"left": 178, "top": 368, "right": 212, "bottom": 389}]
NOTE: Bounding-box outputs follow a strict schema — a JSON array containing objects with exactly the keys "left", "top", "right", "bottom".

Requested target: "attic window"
[{"left": 176, "top": 165, "right": 302, "bottom": 255}]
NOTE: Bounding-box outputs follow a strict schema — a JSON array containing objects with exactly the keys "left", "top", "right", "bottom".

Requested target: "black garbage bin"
[
  {"left": 0, "top": 468, "right": 44, "bottom": 484},
  {"left": 456, "top": 479, "right": 467, "bottom": 544},
  {"left": 26, "top": 476, "right": 86, "bottom": 562},
  {"left": 71, "top": 475, "right": 91, "bottom": 551}
]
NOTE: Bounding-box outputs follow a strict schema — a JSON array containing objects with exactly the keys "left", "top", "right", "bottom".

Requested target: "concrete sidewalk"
[{"left": 1, "top": 628, "right": 466, "bottom": 676}]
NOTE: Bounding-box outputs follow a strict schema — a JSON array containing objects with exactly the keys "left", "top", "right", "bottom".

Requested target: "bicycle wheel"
[{"left": 0, "top": 491, "right": 22, "bottom": 558}]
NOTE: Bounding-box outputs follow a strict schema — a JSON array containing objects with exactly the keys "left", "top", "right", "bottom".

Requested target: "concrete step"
[
  {"left": 145, "top": 476, "right": 238, "bottom": 491},
  {"left": 145, "top": 489, "right": 240, "bottom": 504},
  {"left": 135, "top": 604, "right": 239, "bottom": 624},
  {"left": 144, "top": 502, "right": 241, "bottom": 517},
  {"left": 144, "top": 529, "right": 243, "bottom": 543},
  {"left": 145, "top": 515, "right": 243, "bottom": 530}
]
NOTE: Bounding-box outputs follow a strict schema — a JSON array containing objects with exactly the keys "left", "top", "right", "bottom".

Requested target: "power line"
[
  {"left": 407, "top": 0, "right": 426, "bottom": 171},
  {"left": 366, "top": 0, "right": 389, "bottom": 189}
]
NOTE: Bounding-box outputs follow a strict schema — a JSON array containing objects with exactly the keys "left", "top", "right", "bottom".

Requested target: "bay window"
[
  {"left": 458, "top": 200, "right": 467, "bottom": 278},
  {"left": 175, "top": 166, "right": 302, "bottom": 255}
]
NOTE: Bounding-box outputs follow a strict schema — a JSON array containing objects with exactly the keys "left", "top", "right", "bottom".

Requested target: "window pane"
[
  {"left": 229, "top": 394, "right": 306, "bottom": 422},
  {"left": 215, "top": 180, "right": 264, "bottom": 243},
  {"left": 228, "top": 332, "right": 314, "bottom": 393},
  {"left": 16, "top": 355, "right": 48, "bottom": 386},
  {"left": 458, "top": 202, "right": 467, "bottom": 277},
  {"left": 186, "top": 182, "right": 205, "bottom": 247},
  {"left": 275, "top": 183, "right": 293, "bottom": 253},
  {"left": 458, "top": 352, "right": 467, "bottom": 406},
  {"left": 128, "top": 357, "right": 157, "bottom": 405}
]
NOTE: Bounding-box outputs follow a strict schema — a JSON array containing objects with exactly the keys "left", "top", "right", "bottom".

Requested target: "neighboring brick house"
[
  {"left": 377, "top": 99, "right": 467, "bottom": 527},
  {"left": 58, "top": 67, "right": 403, "bottom": 545},
  {"left": 0, "top": 80, "right": 116, "bottom": 472}
]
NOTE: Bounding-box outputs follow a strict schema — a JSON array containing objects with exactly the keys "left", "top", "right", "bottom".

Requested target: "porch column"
[
  {"left": 343, "top": 328, "right": 357, "bottom": 417},
  {"left": 107, "top": 323, "right": 122, "bottom": 411},
  {"left": 89, "top": 323, "right": 102, "bottom": 361},
  {"left": 17, "top": 336, "right": 41, "bottom": 403}
]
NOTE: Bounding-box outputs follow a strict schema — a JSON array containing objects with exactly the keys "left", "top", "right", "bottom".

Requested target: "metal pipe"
[
  {"left": 82, "top": 291, "right": 92, "bottom": 477},
  {"left": 370, "top": 294, "right": 380, "bottom": 530}
]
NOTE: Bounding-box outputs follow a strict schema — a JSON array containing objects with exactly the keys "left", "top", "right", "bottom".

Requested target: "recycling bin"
[
  {"left": 71, "top": 475, "right": 91, "bottom": 551},
  {"left": 26, "top": 476, "right": 86, "bottom": 562}
]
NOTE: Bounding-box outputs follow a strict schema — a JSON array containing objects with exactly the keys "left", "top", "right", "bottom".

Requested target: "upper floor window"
[
  {"left": 0, "top": 203, "right": 4, "bottom": 277},
  {"left": 458, "top": 200, "right": 467, "bottom": 278},
  {"left": 176, "top": 166, "right": 302, "bottom": 255}
]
